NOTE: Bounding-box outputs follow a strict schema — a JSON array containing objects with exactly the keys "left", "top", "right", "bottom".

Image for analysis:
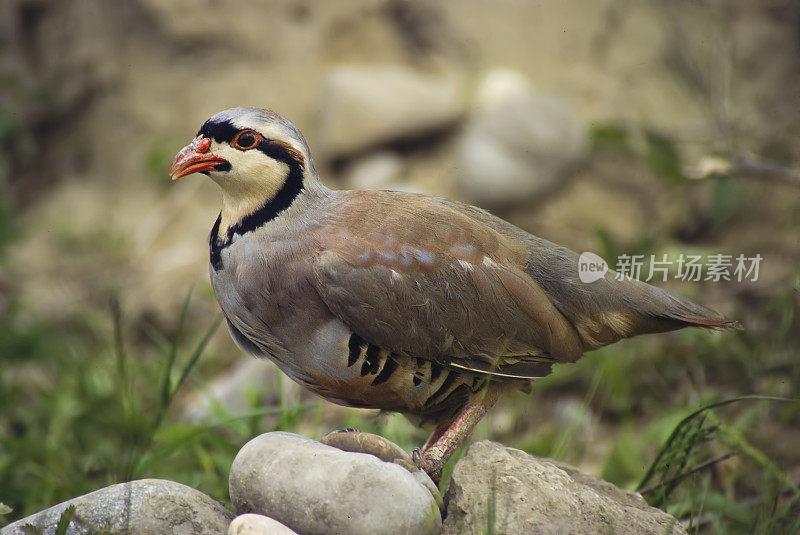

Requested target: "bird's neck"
[
  {"left": 210, "top": 167, "right": 329, "bottom": 270},
  {"left": 219, "top": 189, "right": 274, "bottom": 234},
  {"left": 217, "top": 158, "right": 308, "bottom": 238}
]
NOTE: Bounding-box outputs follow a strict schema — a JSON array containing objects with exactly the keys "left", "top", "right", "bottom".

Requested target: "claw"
[{"left": 411, "top": 447, "right": 422, "bottom": 468}]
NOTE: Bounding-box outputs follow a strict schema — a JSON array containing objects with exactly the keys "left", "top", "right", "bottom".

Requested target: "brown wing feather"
[{"left": 311, "top": 191, "right": 583, "bottom": 380}]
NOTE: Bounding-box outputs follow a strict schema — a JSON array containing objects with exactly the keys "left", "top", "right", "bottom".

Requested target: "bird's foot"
[
  {"left": 411, "top": 447, "right": 422, "bottom": 467},
  {"left": 412, "top": 447, "right": 444, "bottom": 484},
  {"left": 330, "top": 427, "right": 359, "bottom": 434}
]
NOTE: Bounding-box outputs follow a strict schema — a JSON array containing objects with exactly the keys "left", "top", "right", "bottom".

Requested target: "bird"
[{"left": 169, "top": 107, "right": 739, "bottom": 481}]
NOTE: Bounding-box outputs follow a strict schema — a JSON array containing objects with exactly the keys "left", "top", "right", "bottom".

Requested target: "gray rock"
[
  {"left": 229, "top": 432, "right": 442, "bottom": 535},
  {"left": 457, "top": 71, "right": 588, "bottom": 207},
  {"left": 342, "top": 152, "right": 404, "bottom": 191},
  {"left": 320, "top": 429, "right": 443, "bottom": 510},
  {"left": 317, "top": 66, "right": 462, "bottom": 159},
  {"left": 228, "top": 513, "right": 298, "bottom": 535},
  {"left": 443, "top": 441, "right": 685, "bottom": 535},
  {"left": 1, "top": 479, "right": 233, "bottom": 535},
  {"left": 180, "top": 358, "right": 297, "bottom": 423}
]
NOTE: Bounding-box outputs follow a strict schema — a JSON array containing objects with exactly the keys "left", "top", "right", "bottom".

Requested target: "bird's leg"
[
  {"left": 415, "top": 391, "right": 499, "bottom": 481},
  {"left": 421, "top": 421, "right": 450, "bottom": 451}
]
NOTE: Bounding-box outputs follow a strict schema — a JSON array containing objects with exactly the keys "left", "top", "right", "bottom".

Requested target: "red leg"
[
  {"left": 416, "top": 391, "right": 499, "bottom": 481},
  {"left": 422, "top": 421, "right": 450, "bottom": 451}
]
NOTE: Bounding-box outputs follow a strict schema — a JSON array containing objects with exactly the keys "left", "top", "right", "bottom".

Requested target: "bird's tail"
[
  {"left": 528, "top": 245, "right": 741, "bottom": 354},
  {"left": 569, "top": 272, "right": 740, "bottom": 351}
]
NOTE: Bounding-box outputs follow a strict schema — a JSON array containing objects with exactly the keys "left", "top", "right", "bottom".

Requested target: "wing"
[
  {"left": 441, "top": 200, "right": 740, "bottom": 349},
  {"left": 311, "top": 191, "right": 585, "bottom": 380}
]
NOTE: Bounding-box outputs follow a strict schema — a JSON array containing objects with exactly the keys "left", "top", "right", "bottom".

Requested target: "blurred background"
[{"left": 1, "top": 0, "right": 799, "bottom": 532}]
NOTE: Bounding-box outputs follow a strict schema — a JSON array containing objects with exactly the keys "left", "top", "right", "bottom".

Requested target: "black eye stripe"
[
  {"left": 197, "top": 119, "right": 239, "bottom": 143},
  {"left": 197, "top": 119, "right": 302, "bottom": 167}
]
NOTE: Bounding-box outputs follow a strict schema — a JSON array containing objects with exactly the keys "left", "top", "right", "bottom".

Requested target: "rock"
[
  {"left": 472, "top": 68, "right": 535, "bottom": 112},
  {"left": 228, "top": 513, "right": 298, "bottom": 535},
  {"left": 1, "top": 479, "right": 233, "bottom": 535},
  {"left": 229, "top": 432, "right": 442, "bottom": 535},
  {"left": 317, "top": 66, "right": 462, "bottom": 159},
  {"left": 342, "top": 152, "right": 404, "bottom": 191},
  {"left": 180, "top": 358, "right": 296, "bottom": 423},
  {"left": 457, "top": 70, "right": 588, "bottom": 207},
  {"left": 443, "top": 441, "right": 685, "bottom": 535}
]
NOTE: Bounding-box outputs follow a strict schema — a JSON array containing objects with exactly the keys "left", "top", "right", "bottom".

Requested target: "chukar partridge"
[{"left": 169, "top": 107, "right": 738, "bottom": 480}]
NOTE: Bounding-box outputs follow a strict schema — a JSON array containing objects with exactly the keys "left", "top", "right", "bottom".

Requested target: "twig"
[
  {"left": 731, "top": 156, "right": 800, "bottom": 187},
  {"left": 687, "top": 155, "right": 800, "bottom": 187}
]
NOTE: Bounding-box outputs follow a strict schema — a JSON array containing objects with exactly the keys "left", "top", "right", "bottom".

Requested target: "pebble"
[{"left": 228, "top": 513, "right": 298, "bottom": 535}]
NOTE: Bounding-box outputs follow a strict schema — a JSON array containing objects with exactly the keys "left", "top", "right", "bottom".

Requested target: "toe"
[{"left": 321, "top": 430, "right": 413, "bottom": 465}]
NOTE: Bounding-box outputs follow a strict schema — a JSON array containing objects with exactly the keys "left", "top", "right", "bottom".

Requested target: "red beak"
[{"left": 168, "top": 136, "right": 229, "bottom": 180}]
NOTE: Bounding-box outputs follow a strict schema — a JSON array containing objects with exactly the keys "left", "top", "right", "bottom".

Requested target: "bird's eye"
[{"left": 232, "top": 130, "right": 260, "bottom": 150}]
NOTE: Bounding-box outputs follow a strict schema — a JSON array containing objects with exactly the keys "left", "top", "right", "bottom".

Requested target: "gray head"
[{"left": 169, "top": 107, "right": 323, "bottom": 228}]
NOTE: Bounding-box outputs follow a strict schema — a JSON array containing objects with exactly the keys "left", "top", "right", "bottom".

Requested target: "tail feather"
[
  {"left": 570, "top": 275, "right": 741, "bottom": 350},
  {"left": 654, "top": 289, "right": 741, "bottom": 330},
  {"left": 526, "top": 245, "right": 741, "bottom": 352}
]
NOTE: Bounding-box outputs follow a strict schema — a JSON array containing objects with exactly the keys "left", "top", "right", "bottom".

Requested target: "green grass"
[{"left": 0, "top": 292, "right": 242, "bottom": 523}]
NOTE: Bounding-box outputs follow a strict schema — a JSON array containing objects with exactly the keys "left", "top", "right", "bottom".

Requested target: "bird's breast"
[{"left": 210, "top": 233, "right": 328, "bottom": 352}]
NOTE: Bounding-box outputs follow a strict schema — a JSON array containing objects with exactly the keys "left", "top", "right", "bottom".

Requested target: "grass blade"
[
  {"left": 638, "top": 395, "right": 796, "bottom": 507},
  {"left": 161, "top": 287, "right": 194, "bottom": 408},
  {"left": 171, "top": 315, "right": 223, "bottom": 400}
]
